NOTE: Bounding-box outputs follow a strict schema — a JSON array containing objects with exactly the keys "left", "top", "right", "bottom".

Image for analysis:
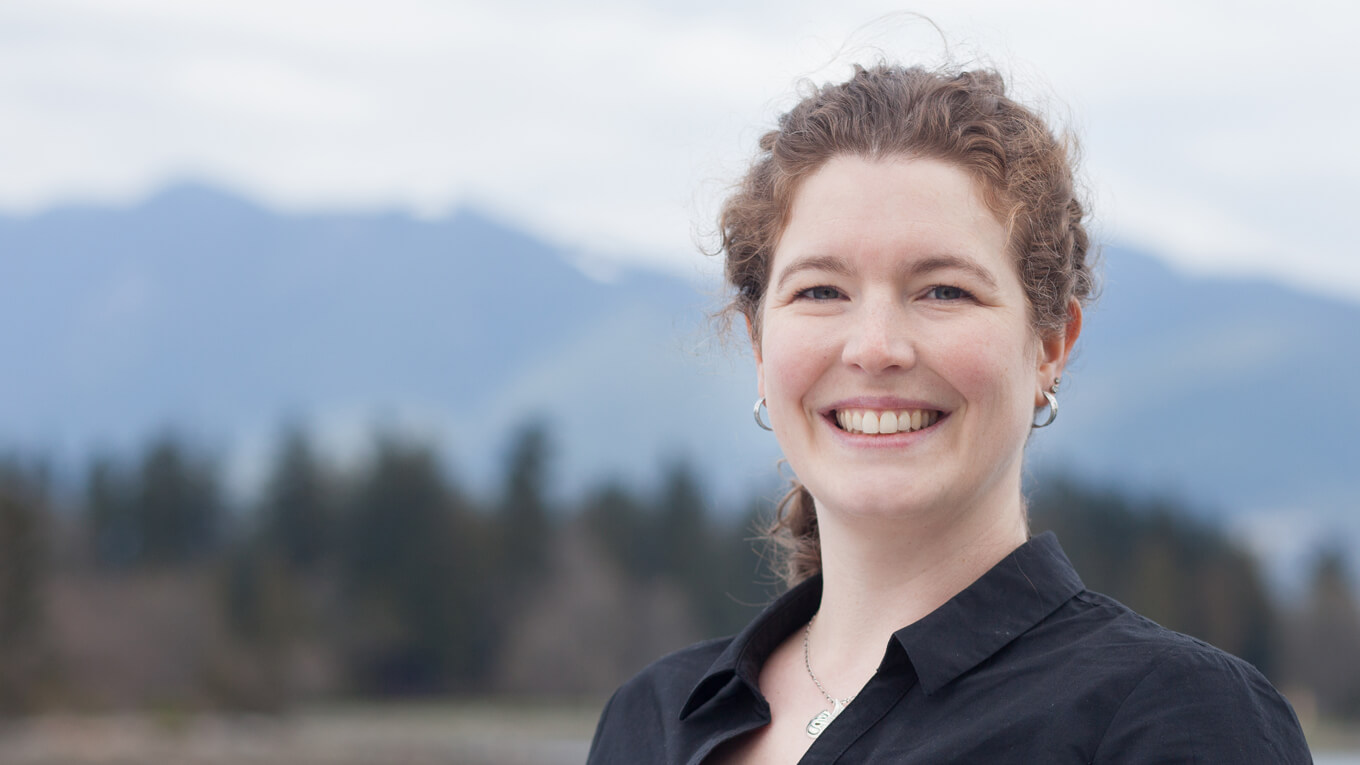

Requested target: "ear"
[
  {"left": 1035, "top": 299, "right": 1082, "bottom": 405},
  {"left": 746, "top": 314, "right": 765, "bottom": 399}
]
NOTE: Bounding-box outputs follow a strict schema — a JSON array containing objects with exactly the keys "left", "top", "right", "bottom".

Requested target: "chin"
[{"left": 808, "top": 478, "right": 946, "bottom": 524}]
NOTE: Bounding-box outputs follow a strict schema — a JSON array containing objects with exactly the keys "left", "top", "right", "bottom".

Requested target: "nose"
[{"left": 841, "top": 297, "right": 916, "bottom": 374}]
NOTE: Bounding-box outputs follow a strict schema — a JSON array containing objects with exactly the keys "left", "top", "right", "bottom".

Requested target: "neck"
[{"left": 802, "top": 486, "right": 1028, "bottom": 696}]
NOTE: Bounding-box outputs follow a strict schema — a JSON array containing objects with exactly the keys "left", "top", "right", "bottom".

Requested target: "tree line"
[{"left": 0, "top": 424, "right": 1357, "bottom": 723}]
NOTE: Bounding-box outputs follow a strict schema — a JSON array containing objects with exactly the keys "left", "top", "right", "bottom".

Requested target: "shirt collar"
[
  {"left": 680, "top": 574, "right": 821, "bottom": 720},
  {"left": 893, "top": 532, "right": 1084, "bottom": 695},
  {"left": 681, "top": 532, "right": 1083, "bottom": 718}
]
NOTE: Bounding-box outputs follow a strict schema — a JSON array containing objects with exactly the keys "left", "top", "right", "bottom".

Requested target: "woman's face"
[{"left": 756, "top": 155, "right": 1071, "bottom": 526}]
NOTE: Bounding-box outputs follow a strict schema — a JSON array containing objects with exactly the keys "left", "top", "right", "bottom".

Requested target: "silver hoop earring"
[
  {"left": 753, "top": 397, "right": 773, "bottom": 432},
  {"left": 1032, "top": 389, "right": 1058, "bottom": 429}
]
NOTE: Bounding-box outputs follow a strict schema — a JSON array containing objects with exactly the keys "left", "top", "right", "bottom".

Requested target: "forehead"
[{"left": 772, "top": 155, "right": 1011, "bottom": 278}]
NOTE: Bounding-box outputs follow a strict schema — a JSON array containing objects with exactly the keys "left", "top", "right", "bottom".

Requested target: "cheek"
[
  {"left": 759, "top": 321, "right": 835, "bottom": 403},
  {"left": 946, "top": 321, "right": 1038, "bottom": 415}
]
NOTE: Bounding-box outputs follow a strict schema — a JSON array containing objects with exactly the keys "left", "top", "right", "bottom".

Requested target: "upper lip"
[{"left": 819, "top": 396, "right": 946, "bottom": 415}]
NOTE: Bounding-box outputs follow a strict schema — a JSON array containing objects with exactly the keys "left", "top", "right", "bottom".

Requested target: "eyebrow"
[
  {"left": 773, "top": 255, "right": 853, "bottom": 292},
  {"left": 903, "top": 255, "right": 1000, "bottom": 291},
  {"left": 773, "top": 253, "right": 1000, "bottom": 292}
]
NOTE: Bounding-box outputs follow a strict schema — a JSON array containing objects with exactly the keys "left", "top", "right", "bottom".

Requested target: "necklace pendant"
[{"left": 805, "top": 699, "right": 845, "bottom": 739}]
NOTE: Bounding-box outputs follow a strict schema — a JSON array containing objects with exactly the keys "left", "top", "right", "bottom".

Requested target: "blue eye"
[
  {"left": 926, "top": 285, "right": 969, "bottom": 300},
  {"left": 797, "top": 286, "right": 844, "bottom": 301}
]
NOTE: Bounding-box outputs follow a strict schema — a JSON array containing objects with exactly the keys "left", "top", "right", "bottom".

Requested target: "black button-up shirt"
[{"left": 587, "top": 533, "right": 1311, "bottom": 763}]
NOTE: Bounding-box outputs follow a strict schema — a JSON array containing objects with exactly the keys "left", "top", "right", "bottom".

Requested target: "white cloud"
[{"left": 1, "top": 0, "right": 1357, "bottom": 294}]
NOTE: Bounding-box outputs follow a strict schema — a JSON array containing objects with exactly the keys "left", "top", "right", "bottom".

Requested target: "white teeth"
[
  {"left": 862, "top": 411, "right": 880, "bottom": 434},
  {"left": 834, "top": 408, "right": 941, "bottom": 435}
]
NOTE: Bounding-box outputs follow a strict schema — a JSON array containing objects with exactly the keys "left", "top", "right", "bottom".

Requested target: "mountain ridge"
[{"left": 3, "top": 182, "right": 1356, "bottom": 574}]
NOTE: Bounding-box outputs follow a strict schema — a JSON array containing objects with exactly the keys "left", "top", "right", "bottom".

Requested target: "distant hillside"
[
  {"left": 1033, "top": 248, "right": 1360, "bottom": 567},
  {"left": 2, "top": 184, "right": 1357, "bottom": 571},
  {"left": 0, "top": 184, "right": 775, "bottom": 501}
]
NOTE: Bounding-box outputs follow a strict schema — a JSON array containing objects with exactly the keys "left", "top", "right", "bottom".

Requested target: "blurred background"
[{"left": 2, "top": 1, "right": 1359, "bottom": 762}]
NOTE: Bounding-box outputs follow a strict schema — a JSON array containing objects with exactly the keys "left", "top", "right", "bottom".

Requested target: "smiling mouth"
[{"left": 833, "top": 408, "right": 942, "bottom": 435}]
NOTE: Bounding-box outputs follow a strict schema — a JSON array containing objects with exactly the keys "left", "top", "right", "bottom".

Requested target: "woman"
[{"left": 587, "top": 64, "right": 1311, "bottom": 763}]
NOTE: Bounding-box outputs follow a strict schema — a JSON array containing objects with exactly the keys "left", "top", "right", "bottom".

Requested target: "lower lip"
[{"left": 823, "top": 413, "right": 946, "bottom": 447}]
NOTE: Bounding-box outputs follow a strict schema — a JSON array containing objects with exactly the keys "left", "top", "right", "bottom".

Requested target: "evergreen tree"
[
  {"left": 1030, "top": 475, "right": 1278, "bottom": 673},
  {"left": 85, "top": 453, "right": 139, "bottom": 567},
  {"left": 258, "top": 427, "right": 332, "bottom": 571},
  {"left": 0, "top": 458, "right": 51, "bottom": 712},
  {"left": 653, "top": 459, "right": 728, "bottom": 632},
  {"left": 135, "top": 434, "right": 223, "bottom": 565},
  {"left": 340, "top": 434, "right": 486, "bottom": 693},
  {"left": 580, "top": 480, "right": 649, "bottom": 579},
  {"left": 496, "top": 422, "right": 553, "bottom": 589},
  {"left": 653, "top": 459, "right": 708, "bottom": 581},
  {"left": 1288, "top": 548, "right": 1360, "bottom": 717},
  {"left": 705, "top": 496, "right": 779, "bottom": 635}
]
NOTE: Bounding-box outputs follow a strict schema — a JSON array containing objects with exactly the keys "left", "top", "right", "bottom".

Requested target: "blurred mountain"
[
  {"left": 2, "top": 183, "right": 1356, "bottom": 566},
  {"left": 0, "top": 183, "right": 775, "bottom": 502}
]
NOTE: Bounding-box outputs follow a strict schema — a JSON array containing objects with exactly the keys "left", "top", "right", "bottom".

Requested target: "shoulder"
[
  {"left": 603, "top": 635, "right": 732, "bottom": 715},
  {"left": 1063, "top": 591, "right": 1311, "bottom": 763},
  {"left": 587, "top": 636, "right": 733, "bottom": 763}
]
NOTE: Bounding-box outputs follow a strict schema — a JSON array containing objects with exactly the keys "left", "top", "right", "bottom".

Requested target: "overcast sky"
[{"left": 3, "top": 0, "right": 1357, "bottom": 299}]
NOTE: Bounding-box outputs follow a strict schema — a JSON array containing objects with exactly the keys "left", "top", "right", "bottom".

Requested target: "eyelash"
[
  {"left": 795, "top": 285, "right": 845, "bottom": 301},
  {"left": 925, "top": 285, "right": 972, "bottom": 301}
]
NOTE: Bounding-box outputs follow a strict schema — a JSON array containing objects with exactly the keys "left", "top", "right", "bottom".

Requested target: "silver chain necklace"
[{"left": 802, "top": 614, "right": 855, "bottom": 739}]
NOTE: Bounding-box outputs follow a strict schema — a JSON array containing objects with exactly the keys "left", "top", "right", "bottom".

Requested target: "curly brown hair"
[{"left": 718, "top": 63, "right": 1096, "bottom": 586}]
